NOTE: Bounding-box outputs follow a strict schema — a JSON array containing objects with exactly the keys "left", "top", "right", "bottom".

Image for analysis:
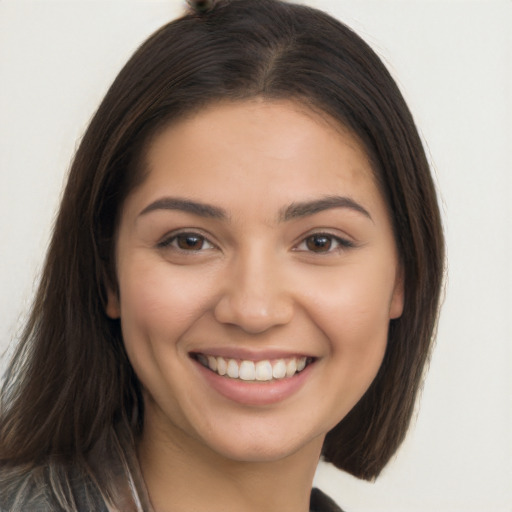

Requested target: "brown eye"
[
  {"left": 305, "top": 234, "right": 333, "bottom": 252},
  {"left": 294, "top": 233, "right": 354, "bottom": 254},
  {"left": 158, "top": 232, "right": 215, "bottom": 252},
  {"left": 176, "top": 234, "right": 207, "bottom": 250}
]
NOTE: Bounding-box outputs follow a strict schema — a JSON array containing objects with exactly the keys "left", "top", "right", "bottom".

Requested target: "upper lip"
[{"left": 189, "top": 347, "right": 316, "bottom": 361}]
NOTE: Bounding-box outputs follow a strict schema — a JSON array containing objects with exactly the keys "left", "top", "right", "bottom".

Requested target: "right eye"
[{"left": 158, "top": 232, "right": 215, "bottom": 252}]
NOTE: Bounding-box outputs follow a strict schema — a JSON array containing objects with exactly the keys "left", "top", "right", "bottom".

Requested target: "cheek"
[
  {"left": 117, "top": 258, "right": 216, "bottom": 354},
  {"left": 307, "top": 276, "right": 391, "bottom": 424},
  {"left": 116, "top": 259, "right": 221, "bottom": 416},
  {"left": 307, "top": 261, "right": 396, "bottom": 337},
  {"left": 301, "top": 260, "right": 395, "bottom": 387}
]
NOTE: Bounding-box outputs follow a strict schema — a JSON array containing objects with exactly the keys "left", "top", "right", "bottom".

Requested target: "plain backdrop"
[{"left": 1, "top": 1, "right": 511, "bottom": 511}]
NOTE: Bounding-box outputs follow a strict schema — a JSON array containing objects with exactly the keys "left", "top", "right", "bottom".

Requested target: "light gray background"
[{"left": 1, "top": 1, "right": 511, "bottom": 511}]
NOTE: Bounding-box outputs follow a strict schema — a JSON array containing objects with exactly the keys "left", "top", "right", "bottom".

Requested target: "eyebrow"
[
  {"left": 139, "top": 197, "right": 228, "bottom": 219},
  {"left": 280, "top": 195, "right": 372, "bottom": 222},
  {"left": 138, "top": 195, "right": 372, "bottom": 222}
]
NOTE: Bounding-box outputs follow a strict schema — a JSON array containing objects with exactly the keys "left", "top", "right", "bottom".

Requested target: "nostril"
[{"left": 213, "top": 293, "right": 293, "bottom": 334}]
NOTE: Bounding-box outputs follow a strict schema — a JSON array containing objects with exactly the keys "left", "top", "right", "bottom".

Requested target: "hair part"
[{"left": 1, "top": 0, "right": 444, "bottom": 485}]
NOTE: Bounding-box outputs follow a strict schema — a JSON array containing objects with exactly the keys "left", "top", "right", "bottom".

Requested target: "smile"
[{"left": 194, "top": 353, "right": 314, "bottom": 382}]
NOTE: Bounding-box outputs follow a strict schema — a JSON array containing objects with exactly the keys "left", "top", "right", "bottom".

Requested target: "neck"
[{"left": 137, "top": 413, "right": 324, "bottom": 512}]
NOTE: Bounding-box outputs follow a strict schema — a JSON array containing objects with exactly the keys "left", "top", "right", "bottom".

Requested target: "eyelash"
[
  {"left": 157, "top": 231, "right": 215, "bottom": 252},
  {"left": 157, "top": 231, "right": 354, "bottom": 255},
  {"left": 294, "top": 233, "right": 355, "bottom": 254}
]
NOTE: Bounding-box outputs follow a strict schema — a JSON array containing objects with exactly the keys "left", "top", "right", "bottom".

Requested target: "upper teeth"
[{"left": 197, "top": 354, "right": 308, "bottom": 381}]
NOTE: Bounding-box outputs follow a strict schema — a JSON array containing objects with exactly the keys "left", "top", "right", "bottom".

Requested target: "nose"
[{"left": 213, "top": 249, "right": 294, "bottom": 334}]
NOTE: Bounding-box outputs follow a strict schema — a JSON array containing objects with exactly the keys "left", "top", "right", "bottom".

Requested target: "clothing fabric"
[
  {"left": 0, "top": 425, "right": 343, "bottom": 512},
  {"left": 1, "top": 473, "right": 342, "bottom": 512},
  {"left": 310, "top": 488, "right": 344, "bottom": 512}
]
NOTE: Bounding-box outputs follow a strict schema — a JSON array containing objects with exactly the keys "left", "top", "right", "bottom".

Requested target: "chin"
[{"left": 200, "top": 429, "right": 325, "bottom": 465}]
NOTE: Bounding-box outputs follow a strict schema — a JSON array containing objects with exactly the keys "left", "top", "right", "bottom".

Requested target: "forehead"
[
  {"left": 149, "top": 100, "right": 372, "bottom": 176},
  {"left": 126, "top": 99, "right": 386, "bottom": 222}
]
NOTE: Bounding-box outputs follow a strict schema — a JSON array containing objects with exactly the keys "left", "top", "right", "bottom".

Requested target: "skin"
[{"left": 106, "top": 99, "right": 403, "bottom": 512}]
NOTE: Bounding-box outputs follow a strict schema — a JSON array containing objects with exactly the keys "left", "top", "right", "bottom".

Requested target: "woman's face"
[{"left": 107, "top": 99, "right": 403, "bottom": 463}]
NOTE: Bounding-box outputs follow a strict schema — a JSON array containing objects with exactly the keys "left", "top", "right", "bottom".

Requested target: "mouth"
[{"left": 192, "top": 353, "right": 315, "bottom": 382}]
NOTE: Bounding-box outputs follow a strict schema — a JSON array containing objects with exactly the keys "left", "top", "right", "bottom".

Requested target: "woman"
[{"left": 0, "top": 0, "right": 444, "bottom": 510}]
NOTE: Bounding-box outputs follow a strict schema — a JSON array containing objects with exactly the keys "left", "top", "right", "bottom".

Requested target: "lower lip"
[{"left": 193, "top": 359, "right": 314, "bottom": 406}]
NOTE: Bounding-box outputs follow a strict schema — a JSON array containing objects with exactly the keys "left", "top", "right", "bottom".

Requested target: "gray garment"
[
  {"left": 0, "top": 426, "right": 343, "bottom": 512},
  {"left": 0, "top": 424, "right": 151, "bottom": 512},
  {"left": 1, "top": 481, "right": 342, "bottom": 512}
]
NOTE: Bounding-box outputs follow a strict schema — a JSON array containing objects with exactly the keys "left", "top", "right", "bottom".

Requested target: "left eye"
[
  {"left": 295, "top": 233, "right": 353, "bottom": 253},
  {"left": 159, "top": 233, "right": 214, "bottom": 251}
]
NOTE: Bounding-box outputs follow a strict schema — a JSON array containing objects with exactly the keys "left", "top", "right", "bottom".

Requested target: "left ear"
[
  {"left": 389, "top": 266, "right": 404, "bottom": 320},
  {"left": 105, "top": 286, "right": 121, "bottom": 319}
]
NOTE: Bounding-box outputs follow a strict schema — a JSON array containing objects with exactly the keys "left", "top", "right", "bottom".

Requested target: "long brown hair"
[{"left": 1, "top": 0, "right": 444, "bottom": 484}]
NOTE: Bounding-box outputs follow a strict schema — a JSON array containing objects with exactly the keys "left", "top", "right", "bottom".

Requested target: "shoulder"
[
  {"left": 0, "top": 461, "right": 108, "bottom": 512},
  {"left": 310, "top": 487, "right": 346, "bottom": 512}
]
